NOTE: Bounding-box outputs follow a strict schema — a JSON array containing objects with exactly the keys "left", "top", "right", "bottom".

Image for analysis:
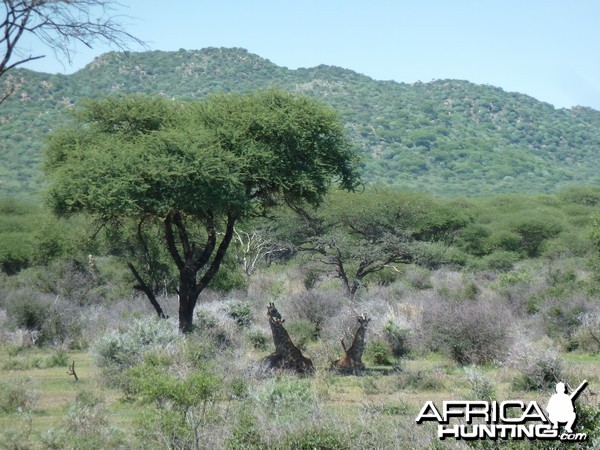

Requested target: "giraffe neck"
[
  {"left": 269, "top": 320, "right": 294, "bottom": 352},
  {"left": 347, "top": 326, "right": 367, "bottom": 359}
]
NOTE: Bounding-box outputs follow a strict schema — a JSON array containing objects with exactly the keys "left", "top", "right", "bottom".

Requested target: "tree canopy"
[{"left": 44, "top": 90, "right": 359, "bottom": 331}]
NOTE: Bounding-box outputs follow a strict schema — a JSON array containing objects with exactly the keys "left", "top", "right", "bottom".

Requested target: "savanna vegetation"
[
  {"left": 1, "top": 48, "right": 599, "bottom": 449},
  {"left": 1, "top": 181, "right": 600, "bottom": 448}
]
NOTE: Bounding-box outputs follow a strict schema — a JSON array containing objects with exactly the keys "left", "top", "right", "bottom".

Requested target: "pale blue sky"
[{"left": 16, "top": 0, "right": 600, "bottom": 110}]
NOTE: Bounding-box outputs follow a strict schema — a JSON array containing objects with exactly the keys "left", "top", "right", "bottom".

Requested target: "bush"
[
  {"left": 383, "top": 321, "right": 411, "bottom": 358},
  {"left": 421, "top": 299, "right": 512, "bottom": 365},
  {"left": 0, "top": 377, "right": 38, "bottom": 413},
  {"left": 279, "top": 426, "right": 347, "bottom": 450},
  {"left": 91, "top": 317, "right": 181, "bottom": 379},
  {"left": 365, "top": 338, "right": 394, "bottom": 366},
  {"left": 259, "top": 377, "right": 316, "bottom": 422},
  {"left": 247, "top": 328, "right": 268, "bottom": 350},
  {"left": 46, "top": 348, "right": 69, "bottom": 368},
  {"left": 228, "top": 301, "right": 253, "bottom": 329},
  {"left": 193, "top": 307, "right": 235, "bottom": 349},
  {"left": 0, "top": 233, "right": 32, "bottom": 275},
  {"left": 287, "top": 290, "right": 347, "bottom": 337},
  {"left": 510, "top": 346, "right": 564, "bottom": 391},
  {"left": 3, "top": 289, "right": 83, "bottom": 347},
  {"left": 464, "top": 366, "right": 495, "bottom": 402},
  {"left": 228, "top": 410, "right": 265, "bottom": 450},
  {"left": 510, "top": 215, "right": 563, "bottom": 257},
  {"left": 284, "top": 319, "right": 318, "bottom": 351},
  {"left": 209, "top": 257, "right": 248, "bottom": 293},
  {"left": 479, "top": 250, "right": 520, "bottom": 271},
  {"left": 571, "top": 312, "right": 600, "bottom": 353},
  {"left": 405, "top": 267, "right": 432, "bottom": 290},
  {"left": 128, "top": 365, "right": 223, "bottom": 449}
]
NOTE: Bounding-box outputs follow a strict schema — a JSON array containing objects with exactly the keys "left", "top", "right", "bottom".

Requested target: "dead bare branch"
[{"left": 1, "top": 0, "right": 146, "bottom": 100}]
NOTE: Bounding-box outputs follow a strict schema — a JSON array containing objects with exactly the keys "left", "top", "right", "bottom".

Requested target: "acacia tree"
[
  {"left": 292, "top": 190, "right": 471, "bottom": 295},
  {"left": 44, "top": 91, "right": 359, "bottom": 332},
  {"left": 1, "top": 0, "right": 144, "bottom": 101}
]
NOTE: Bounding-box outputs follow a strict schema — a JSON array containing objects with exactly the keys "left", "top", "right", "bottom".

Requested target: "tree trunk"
[
  {"left": 164, "top": 210, "right": 238, "bottom": 333},
  {"left": 178, "top": 270, "right": 198, "bottom": 333},
  {"left": 178, "top": 293, "right": 196, "bottom": 334}
]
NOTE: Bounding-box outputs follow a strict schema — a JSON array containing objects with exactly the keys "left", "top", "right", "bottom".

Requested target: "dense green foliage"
[
  {"left": 2, "top": 47, "right": 600, "bottom": 197},
  {"left": 43, "top": 91, "right": 358, "bottom": 331}
]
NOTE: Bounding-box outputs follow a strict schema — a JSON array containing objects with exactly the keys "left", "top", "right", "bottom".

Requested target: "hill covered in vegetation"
[{"left": 2, "top": 47, "right": 600, "bottom": 197}]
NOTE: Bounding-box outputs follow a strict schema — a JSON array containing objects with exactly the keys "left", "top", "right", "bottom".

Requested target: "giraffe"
[
  {"left": 262, "top": 303, "right": 314, "bottom": 374},
  {"left": 333, "top": 313, "right": 371, "bottom": 373}
]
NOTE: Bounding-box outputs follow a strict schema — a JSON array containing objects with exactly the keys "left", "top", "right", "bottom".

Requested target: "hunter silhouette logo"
[
  {"left": 416, "top": 380, "right": 589, "bottom": 442},
  {"left": 547, "top": 380, "right": 587, "bottom": 434}
]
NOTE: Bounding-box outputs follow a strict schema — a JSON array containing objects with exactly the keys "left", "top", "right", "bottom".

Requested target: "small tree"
[
  {"left": 1, "top": 0, "right": 144, "bottom": 102},
  {"left": 295, "top": 190, "right": 470, "bottom": 295},
  {"left": 44, "top": 91, "right": 359, "bottom": 332}
]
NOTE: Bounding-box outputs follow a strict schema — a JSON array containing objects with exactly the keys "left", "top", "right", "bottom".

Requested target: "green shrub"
[
  {"left": 247, "top": 328, "right": 268, "bottom": 350},
  {"left": 479, "top": 250, "right": 520, "bottom": 271},
  {"left": 383, "top": 321, "right": 411, "bottom": 357},
  {"left": 0, "top": 377, "right": 38, "bottom": 413},
  {"left": 259, "top": 377, "right": 315, "bottom": 421},
  {"left": 486, "top": 230, "right": 522, "bottom": 253},
  {"left": 459, "top": 224, "right": 490, "bottom": 256},
  {"left": 0, "top": 233, "right": 32, "bottom": 275},
  {"left": 128, "top": 366, "right": 223, "bottom": 449},
  {"left": 464, "top": 366, "right": 495, "bottom": 402},
  {"left": 4, "top": 289, "right": 49, "bottom": 332},
  {"left": 365, "top": 338, "right": 394, "bottom": 366},
  {"left": 284, "top": 319, "right": 318, "bottom": 351},
  {"left": 228, "top": 411, "right": 265, "bottom": 450},
  {"left": 184, "top": 336, "right": 217, "bottom": 368},
  {"left": 46, "top": 349, "right": 69, "bottom": 368},
  {"left": 126, "top": 364, "right": 222, "bottom": 408},
  {"left": 560, "top": 186, "right": 600, "bottom": 206},
  {"left": 210, "top": 257, "right": 248, "bottom": 293},
  {"left": 228, "top": 301, "right": 253, "bottom": 328},
  {"left": 279, "top": 426, "right": 347, "bottom": 450},
  {"left": 511, "top": 215, "right": 563, "bottom": 257}
]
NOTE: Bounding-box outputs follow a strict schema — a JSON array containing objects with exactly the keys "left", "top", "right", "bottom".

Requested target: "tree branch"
[
  {"left": 1, "top": 0, "right": 147, "bottom": 97},
  {"left": 196, "top": 212, "right": 238, "bottom": 296},
  {"left": 127, "top": 261, "right": 166, "bottom": 319},
  {"left": 164, "top": 212, "right": 185, "bottom": 271}
]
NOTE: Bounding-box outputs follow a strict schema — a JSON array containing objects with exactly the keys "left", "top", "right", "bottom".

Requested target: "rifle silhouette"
[{"left": 569, "top": 380, "right": 588, "bottom": 401}]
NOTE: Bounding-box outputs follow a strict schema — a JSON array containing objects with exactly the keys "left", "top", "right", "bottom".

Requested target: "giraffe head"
[
  {"left": 267, "top": 302, "right": 283, "bottom": 320},
  {"left": 269, "top": 315, "right": 286, "bottom": 327},
  {"left": 357, "top": 313, "right": 371, "bottom": 328}
]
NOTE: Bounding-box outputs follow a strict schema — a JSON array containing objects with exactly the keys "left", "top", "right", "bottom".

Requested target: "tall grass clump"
[{"left": 41, "top": 390, "right": 128, "bottom": 449}]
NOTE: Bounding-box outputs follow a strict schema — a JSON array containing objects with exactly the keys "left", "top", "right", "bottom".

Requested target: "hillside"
[{"left": 2, "top": 47, "right": 600, "bottom": 197}]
